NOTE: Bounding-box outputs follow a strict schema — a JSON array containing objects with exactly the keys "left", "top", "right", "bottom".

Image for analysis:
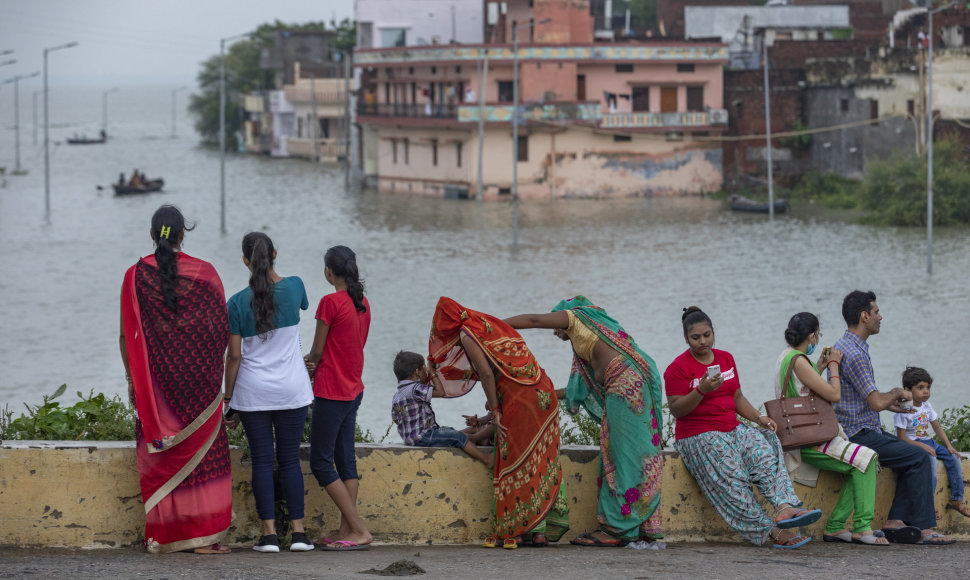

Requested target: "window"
[
  {"left": 687, "top": 86, "right": 704, "bottom": 112},
  {"left": 517, "top": 135, "right": 528, "bottom": 162},
  {"left": 613, "top": 134, "right": 632, "bottom": 142},
  {"left": 498, "top": 187, "right": 511, "bottom": 196},
  {"left": 404, "top": 138, "right": 409, "bottom": 164},
  {"left": 380, "top": 28, "right": 406, "bottom": 47},
  {"left": 431, "top": 66, "right": 437, "bottom": 75},
  {"left": 409, "top": 67, "right": 414, "bottom": 75},
  {"left": 840, "top": 98, "right": 849, "bottom": 113},
  {"left": 870, "top": 99, "right": 879, "bottom": 123},
  {"left": 385, "top": 67, "right": 393, "bottom": 78},
  {"left": 498, "top": 81, "right": 514, "bottom": 102},
  {"left": 455, "top": 66, "right": 461, "bottom": 74},
  {"left": 615, "top": 63, "right": 634, "bottom": 73},
  {"left": 432, "top": 139, "right": 438, "bottom": 166},
  {"left": 677, "top": 63, "right": 695, "bottom": 73},
  {"left": 632, "top": 86, "right": 649, "bottom": 112},
  {"left": 907, "top": 99, "right": 915, "bottom": 117},
  {"left": 392, "top": 139, "right": 397, "bottom": 164},
  {"left": 384, "top": 83, "right": 391, "bottom": 104},
  {"left": 456, "top": 142, "right": 463, "bottom": 167}
]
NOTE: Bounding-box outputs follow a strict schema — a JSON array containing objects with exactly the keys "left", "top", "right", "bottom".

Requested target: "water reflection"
[{"left": 1, "top": 86, "right": 968, "bottom": 440}]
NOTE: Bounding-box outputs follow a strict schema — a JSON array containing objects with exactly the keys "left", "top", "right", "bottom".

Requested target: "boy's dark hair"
[
  {"left": 842, "top": 290, "right": 877, "bottom": 326},
  {"left": 393, "top": 351, "right": 426, "bottom": 381},
  {"left": 902, "top": 366, "right": 933, "bottom": 390}
]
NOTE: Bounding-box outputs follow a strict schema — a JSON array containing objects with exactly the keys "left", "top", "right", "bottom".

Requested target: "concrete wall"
[{"left": 1, "top": 441, "right": 968, "bottom": 549}]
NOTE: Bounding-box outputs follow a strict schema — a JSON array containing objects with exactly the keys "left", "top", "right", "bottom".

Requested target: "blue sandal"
[
  {"left": 775, "top": 508, "right": 822, "bottom": 529},
  {"left": 773, "top": 533, "right": 812, "bottom": 549}
]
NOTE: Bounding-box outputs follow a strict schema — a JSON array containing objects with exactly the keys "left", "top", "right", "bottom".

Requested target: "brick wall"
[
  {"left": 770, "top": 39, "right": 871, "bottom": 70},
  {"left": 723, "top": 69, "right": 806, "bottom": 182}
]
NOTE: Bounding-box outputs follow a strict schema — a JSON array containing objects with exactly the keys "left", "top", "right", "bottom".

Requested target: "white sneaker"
[
  {"left": 253, "top": 534, "right": 280, "bottom": 553},
  {"left": 289, "top": 532, "right": 314, "bottom": 552}
]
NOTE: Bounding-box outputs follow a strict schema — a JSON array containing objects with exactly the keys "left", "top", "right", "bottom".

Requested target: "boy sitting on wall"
[{"left": 390, "top": 351, "right": 493, "bottom": 466}]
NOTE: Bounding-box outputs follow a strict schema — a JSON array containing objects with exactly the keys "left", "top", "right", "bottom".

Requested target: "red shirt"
[
  {"left": 313, "top": 291, "right": 370, "bottom": 400},
  {"left": 663, "top": 348, "right": 740, "bottom": 440}
]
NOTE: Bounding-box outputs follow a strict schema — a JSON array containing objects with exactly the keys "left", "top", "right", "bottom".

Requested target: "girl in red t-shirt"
[
  {"left": 664, "top": 307, "right": 819, "bottom": 549},
  {"left": 304, "top": 245, "right": 372, "bottom": 551}
]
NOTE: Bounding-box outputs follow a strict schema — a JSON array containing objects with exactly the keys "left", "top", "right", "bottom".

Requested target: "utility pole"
[
  {"left": 763, "top": 32, "right": 774, "bottom": 218},
  {"left": 476, "top": 49, "right": 488, "bottom": 201},
  {"left": 344, "top": 51, "right": 352, "bottom": 187},
  {"left": 32, "top": 90, "right": 42, "bottom": 146},
  {"left": 2, "top": 72, "right": 39, "bottom": 175},
  {"left": 43, "top": 41, "right": 79, "bottom": 221}
]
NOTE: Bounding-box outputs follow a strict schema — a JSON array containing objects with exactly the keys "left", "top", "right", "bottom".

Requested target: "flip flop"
[
  {"left": 822, "top": 531, "right": 852, "bottom": 543},
  {"left": 526, "top": 533, "right": 548, "bottom": 547},
  {"left": 915, "top": 533, "right": 956, "bottom": 546},
  {"left": 312, "top": 537, "right": 335, "bottom": 547},
  {"left": 946, "top": 502, "right": 970, "bottom": 518},
  {"left": 775, "top": 508, "right": 822, "bottom": 529},
  {"left": 502, "top": 538, "right": 518, "bottom": 550},
  {"left": 852, "top": 530, "right": 889, "bottom": 546},
  {"left": 320, "top": 540, "right": 370, "bottom": 551},
  {"left": 881, "top": 526, "right": 921, "bottom": 544},
  {"left": 569, "top": 532, "right": 628, "bottom": 547},
  {"left": 773, "top": 533, "right": 812, "bottom": 549},
  {"left": 482, "top": 537, "right": 497, "bottom": 549}
]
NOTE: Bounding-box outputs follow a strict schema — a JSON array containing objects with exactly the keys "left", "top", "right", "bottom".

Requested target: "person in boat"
[
  {"left": 129, "top": 170, "right": 142, "bottom": 188},
  {"left": 118, "top": 173, "right": 126, "bottom": 187}
]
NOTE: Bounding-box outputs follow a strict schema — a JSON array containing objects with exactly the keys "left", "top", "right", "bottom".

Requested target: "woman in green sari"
[{"left": 505, "top": 296, "right": 664, "bottom": 546}]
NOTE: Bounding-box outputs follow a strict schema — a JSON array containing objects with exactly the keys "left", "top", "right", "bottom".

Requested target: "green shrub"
[
  {"left": 0, "top": 384, "right": 135, "bottom": 441},
  {"left": 559, "top": 402, "right": 675, "bottom": 449},
  {"left": 937, "top": 405, "right": 970, "bottom": 453},
  {"left": 789, "top": 171, "right": 860, "bottom": 209}
]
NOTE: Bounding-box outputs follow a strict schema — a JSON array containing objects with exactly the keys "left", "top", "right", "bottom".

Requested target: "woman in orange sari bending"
[
  {"left": 429, "top": 297, "right": 568, "bottom": 548},
  {"left": 119, "top": 205, "right": 232, "bottom": 554}
]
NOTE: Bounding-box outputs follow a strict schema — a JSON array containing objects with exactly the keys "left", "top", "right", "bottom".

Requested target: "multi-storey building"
[{"left": 354, "top": 0, "right": 728, "bottom": 198}]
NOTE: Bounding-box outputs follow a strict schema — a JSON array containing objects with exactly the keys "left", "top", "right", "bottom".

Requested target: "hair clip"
[{"left": 159, "top": 226, "right": 171, "bottom": 240}]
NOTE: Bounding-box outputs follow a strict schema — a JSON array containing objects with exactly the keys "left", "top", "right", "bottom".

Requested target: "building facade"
[{"left": 355, "top": 0, "right": 728, "bottom": 199}]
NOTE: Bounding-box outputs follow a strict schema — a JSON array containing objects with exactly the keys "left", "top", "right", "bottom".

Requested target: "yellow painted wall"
[{"left": 0, "top": 442, "right": 967, "bottom": 548}]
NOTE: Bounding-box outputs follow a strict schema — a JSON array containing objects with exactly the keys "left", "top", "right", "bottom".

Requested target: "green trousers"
[{"left": 800, "top": 448, "right": 877, "bottom": 533}]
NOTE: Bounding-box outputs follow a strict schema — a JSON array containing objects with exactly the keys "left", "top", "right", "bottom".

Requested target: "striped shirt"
[
  {"left": 832, "top": 330, "right": 881, "bottom": 437},
  {"left": 391, "top": 380, "right": 439, "bottom": 445}
]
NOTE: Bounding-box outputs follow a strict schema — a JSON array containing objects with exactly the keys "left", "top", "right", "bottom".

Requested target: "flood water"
[{"left": 2, "top": 85, "right": 969, "bottom": 440}]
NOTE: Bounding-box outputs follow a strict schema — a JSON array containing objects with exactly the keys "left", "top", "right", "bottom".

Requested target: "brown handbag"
[{"left": 765, "top": 353, "right": 839, "bottom": 451}]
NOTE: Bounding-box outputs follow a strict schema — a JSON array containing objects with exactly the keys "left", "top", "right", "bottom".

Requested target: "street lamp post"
[
  {"left": 763, "top": 33, "right": 775, "bottom": 218},
  {"left": 32, "top": 90, "right": 42, "bottom": 146},
  {"left": 101, "top": 87, "right": 119, "bottom": 136},
  {"left": 171, "top": 86, "right": 187, "bottom": 138},
  {"left": 2, "top": 71, "right": 40, "bottom": 174},
  {"left": 511, "top": 18, "right": 552, "bottom": 250},
  {"left": 220, "top": 31, "right": 253, "bottom": 235},
  {"left": 43, "top": 41, "right": 78, "bottom": 220},
  {"left": 926, "top": 2, "right": 957, "bottom": 275}
]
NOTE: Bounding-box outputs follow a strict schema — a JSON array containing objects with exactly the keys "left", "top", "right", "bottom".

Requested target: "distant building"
[
  {"left": 356, "top": 0, "right": 484, "bottom": 48},
  {"left": 354, "top": 0, "right": 729, "bottom": 199},
  {"left": 260, "top": 29, "right": 344, "bottom": 86}
]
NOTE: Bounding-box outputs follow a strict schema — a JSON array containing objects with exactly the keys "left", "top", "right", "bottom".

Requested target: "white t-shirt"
[{"left": 894, "top": 401, "right": 938, "bottom": 441}]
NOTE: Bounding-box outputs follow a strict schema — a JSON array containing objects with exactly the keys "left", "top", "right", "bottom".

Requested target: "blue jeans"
[
  {"left": 921, "top": 439, "right": 965, "bottom": 501},
  {"left": 850, "top": 428, "right": 935, "bottom": 529},
  {"left": 310, "top": 394, "right": 362, "bottom": 487},
  {"left": 415, "top": 426, "right": 468, "bottom": 449},
  {"left": 238, "top": 406, "right": 309, "bottom": 521}
]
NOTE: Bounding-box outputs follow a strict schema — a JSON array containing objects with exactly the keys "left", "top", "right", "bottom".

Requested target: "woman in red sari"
[
  {"left": 429, "top": 297, "right": 568, "bottom": 549},
  {"left": 119, "top": 205, "right": 232, "bottom": 554}
]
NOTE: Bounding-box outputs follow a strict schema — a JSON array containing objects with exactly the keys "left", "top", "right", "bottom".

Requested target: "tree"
[{"left": 188, "top": 20, "right": 349, "bottom": 148}]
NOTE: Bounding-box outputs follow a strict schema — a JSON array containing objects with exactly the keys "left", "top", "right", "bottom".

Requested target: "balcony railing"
[
  {"left": 357, "top": 103, "right": 458, "bottom": 119},
  {"left": 286, "top": 138, "right": 343, "bottom": 160},
  {"left": 601, "top": 109, "right": 728, "bottom": 129},
  {"left": 457, "top": 102, "right": 602, "bottom": 123}
]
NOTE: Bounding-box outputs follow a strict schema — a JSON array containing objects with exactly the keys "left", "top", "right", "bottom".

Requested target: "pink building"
[{"left": 355, "top": 0, "right": 728, "bottom": 199}]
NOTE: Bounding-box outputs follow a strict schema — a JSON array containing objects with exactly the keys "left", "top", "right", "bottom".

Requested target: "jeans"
[
  {"left": 921, "top": 439, "right": 965, "bottom": 501},
  {"left": 414, "top": 426, "right": 468, "bottom": 449},
  {"left": 310, "top": 393, "right": 362, "bottom": 487},
  {"left": 850, "top": 428, "right": 935, "bottom": 529},
  {"left": 238, "top": 406, "right": 309, "bottom": 521}
]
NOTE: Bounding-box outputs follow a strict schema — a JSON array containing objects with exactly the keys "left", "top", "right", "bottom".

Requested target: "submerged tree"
[{"left": 188, "top": 20, "right": 346, "bottom": 148}]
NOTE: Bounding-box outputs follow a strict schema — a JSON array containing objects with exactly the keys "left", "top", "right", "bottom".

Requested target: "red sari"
[
  {"left": 429, "top": 297, "right": 563, "bottom": 539},
  {"left": 121, "top": 253, "right": 231, "bottom": 553}
]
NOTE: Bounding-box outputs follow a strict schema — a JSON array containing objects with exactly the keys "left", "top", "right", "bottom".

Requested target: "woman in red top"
[
  {"left": 304, "top": 246, "right": 372, "bottom": 550},
  {"left": 664, "top": 307, "right": 820, "bottom": 549}
]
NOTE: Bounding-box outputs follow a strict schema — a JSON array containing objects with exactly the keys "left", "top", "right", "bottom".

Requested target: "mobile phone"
[{"left": 706, "top": 365, "right": 720, "bottom": 378}]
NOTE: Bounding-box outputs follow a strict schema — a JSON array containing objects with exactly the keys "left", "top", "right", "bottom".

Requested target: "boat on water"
[
  {"left": 67, "top": 130, "right": 107, "bottom": 145},
  {"left": 113, "top": 178, "right": 164, "bottom": 195},
  {"left": 729, "top": 194, "right": 790, "bottom": 214}
]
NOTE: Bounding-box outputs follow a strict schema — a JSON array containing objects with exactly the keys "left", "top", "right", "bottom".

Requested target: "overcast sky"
[{"left": 0, "top": 0, "right": 354, "bottom": 86}]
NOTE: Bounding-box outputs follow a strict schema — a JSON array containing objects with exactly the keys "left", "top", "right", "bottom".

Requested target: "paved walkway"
[{"left": 2, "top": 541, "right": 969, "bottom": 579}]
